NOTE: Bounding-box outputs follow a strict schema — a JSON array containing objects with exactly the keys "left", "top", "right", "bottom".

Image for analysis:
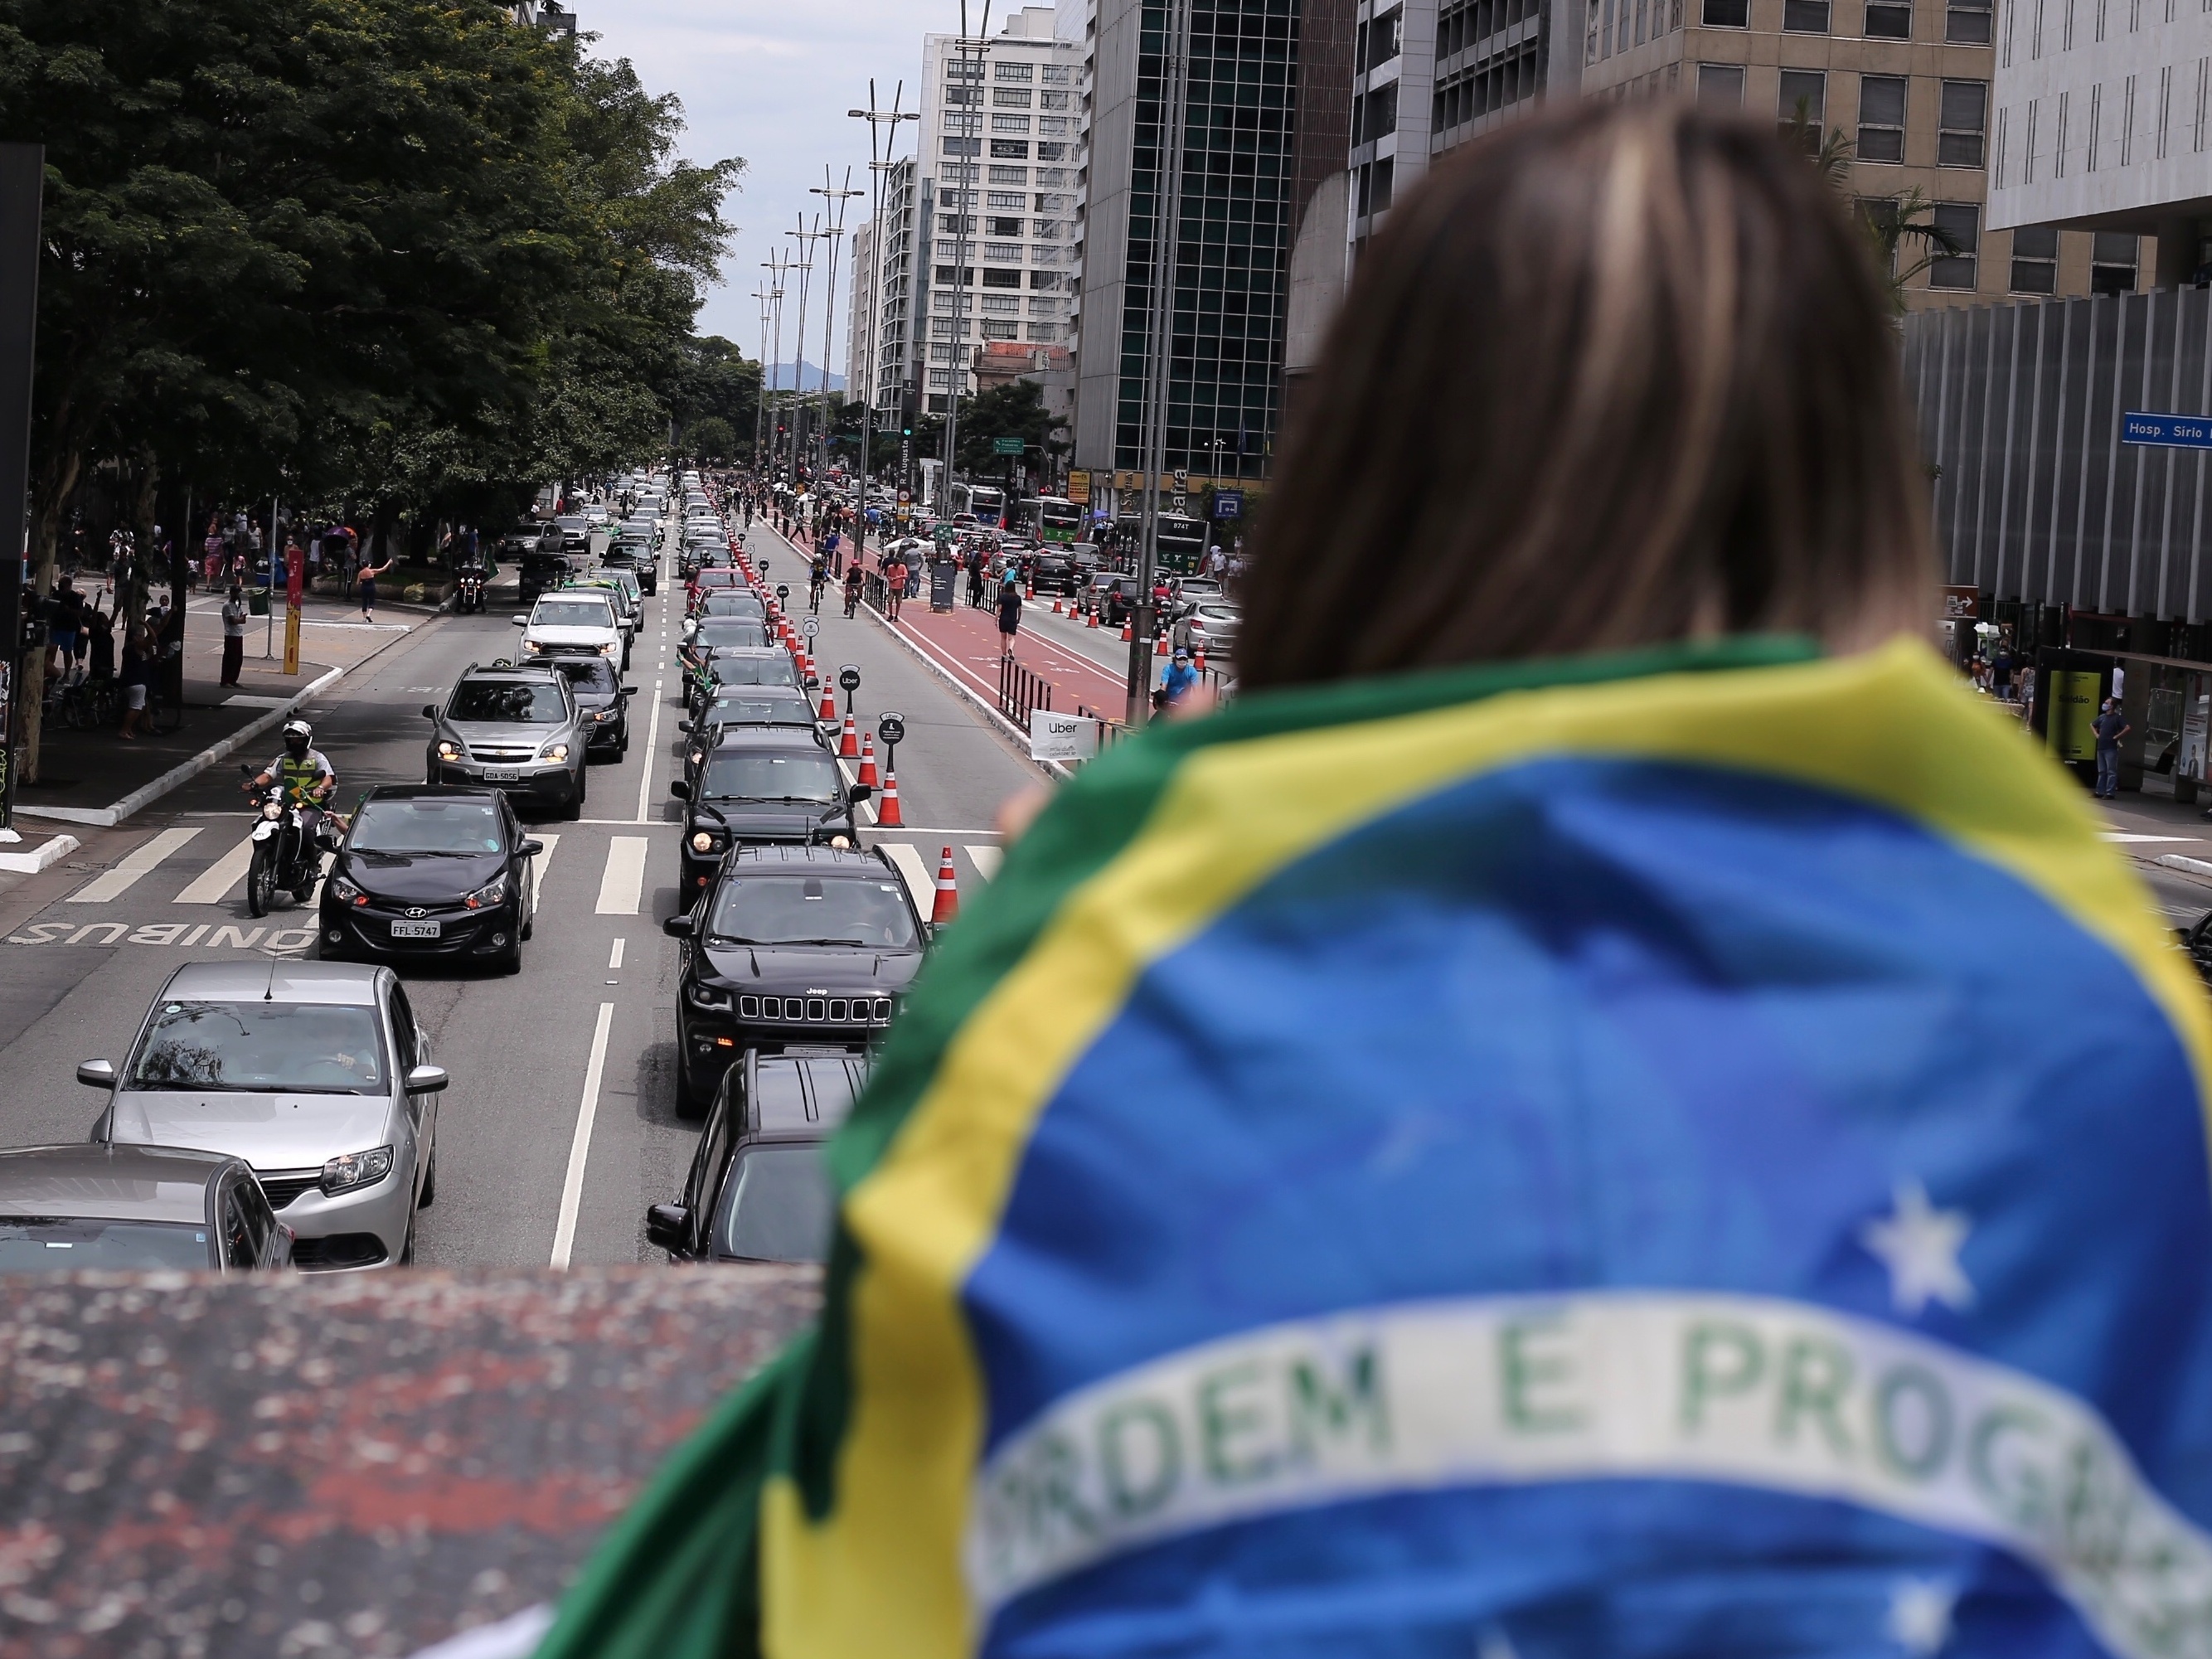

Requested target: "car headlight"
[
  {"left": 600, "top": 642, "right": 617, "bottom": 657},
  {"left": 523, "top": 639, "right": 546, "bottom": 653},
  {"left": 330, "top": 875, "right": 365, "bottom": 905},
  {"left": 321, "top": 1145, "right": 393, "bottom": 1195},
  {"left": 541, "top": 743, "right": 570, "bottom": 763},
  {"left": 590, "top": 708, "right": 615, "bottom": 722},
  {"left": 435, "top": 740, "right": 463, "bottom": 762},
  {"left": 465, "top": 875, "right": 508, "bottom": 910},
  {"left": 686, "top": 982, "right": 734, "bottom": 1011},
  {"left": 262, "top": 800, "right": 283, "bottom": 821},
  {"left": 690, "top": 830, "right": 718, "bottom": 854}
]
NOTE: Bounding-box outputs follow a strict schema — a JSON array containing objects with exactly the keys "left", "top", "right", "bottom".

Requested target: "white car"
[{"left": 515, "top": 593, "right": 623, "bottom": 663}]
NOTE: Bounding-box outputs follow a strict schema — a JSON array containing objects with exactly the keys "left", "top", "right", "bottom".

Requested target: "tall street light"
[
  {"left": 942, "top": 0, "right": 995, "bottom": 506},
  {"left": 763, "top": 252, "right": 789, "bottom": 480},
  {"left": 849, "top": 82, "right": 919, "bottom": 552},
  {"left": 751, "top": 283, "right": 774, "bottom": 466},
  {"left": 811, "top": 167, "right": 865, "bottom": 493},
  {"left": 786, "top": 216, "right": 822, "bottom": 508}
]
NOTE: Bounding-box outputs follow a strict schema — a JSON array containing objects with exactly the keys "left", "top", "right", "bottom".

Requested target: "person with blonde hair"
[{"left": 541, "top": 104, "right": 2212, "bottom": 1659}]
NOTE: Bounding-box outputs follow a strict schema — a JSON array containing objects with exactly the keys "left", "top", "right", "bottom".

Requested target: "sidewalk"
[{"left": 12, "top": 589, "right": 430, "bottom": 827}]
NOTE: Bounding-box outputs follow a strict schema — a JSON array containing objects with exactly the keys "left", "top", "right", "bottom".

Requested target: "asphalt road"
[{"left": 0, "top": 523, "right": 1038, "bottom": 1270}]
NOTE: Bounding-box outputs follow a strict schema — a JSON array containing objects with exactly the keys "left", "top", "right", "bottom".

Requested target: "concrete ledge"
[
  {"left": 2158, "top": 852, "right": 2212, "bottom": 879},
  {"left": 0, "top": 832, "right": 80, "bottom": 873}
]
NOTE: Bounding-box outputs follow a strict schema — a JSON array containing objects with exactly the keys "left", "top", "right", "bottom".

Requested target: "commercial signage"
[
  {"left": 1214, "top": 490, "right": 1244, "bottom": 521},
  {"left": 1031, "top": 710, "right": 1099, "bottom": 763},
  {"left": 1067, "top": 469, "right": 1090, "bottom": 504},
  {"left": 2121, "top": 410, "right": 2212, "bottom": 449},
  {"left": 1940, "top": 585, "right": 1979, "bottom": 619},
  {"left": 2048, "top": 670, "right": 2103, "bottom": 762}
]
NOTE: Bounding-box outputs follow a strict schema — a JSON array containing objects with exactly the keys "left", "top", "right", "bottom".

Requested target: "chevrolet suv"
[{"left": 422, "top": 663, "right": 590, "bottom": 820}]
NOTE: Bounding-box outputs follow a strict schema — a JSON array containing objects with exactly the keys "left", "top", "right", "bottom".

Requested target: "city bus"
[
  {"left": 1022, "top": 497, "right": 1082, "bottom": 545},
  {"left": 1114, "top": 512, "right": 1210, "bottom": 575},
  {"left": 949, "top": 483, "right": 1007, "bottom": 527}
]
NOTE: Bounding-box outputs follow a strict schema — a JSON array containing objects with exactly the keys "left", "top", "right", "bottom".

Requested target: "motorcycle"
[
  {"left": 240, "top": 767, "right": 332, "bottom": 918},
  {"left": 456, "top": 570, "right": 487, "bottom": 614}
]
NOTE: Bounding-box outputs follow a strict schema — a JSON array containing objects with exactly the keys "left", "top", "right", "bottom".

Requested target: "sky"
[{"left": 585, "top": 0, "right": 956, "bottom": 381}]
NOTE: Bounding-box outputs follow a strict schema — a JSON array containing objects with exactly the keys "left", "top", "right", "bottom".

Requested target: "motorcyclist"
[{"left": 245, "top": 719, "right": 337, "bottom": 843}]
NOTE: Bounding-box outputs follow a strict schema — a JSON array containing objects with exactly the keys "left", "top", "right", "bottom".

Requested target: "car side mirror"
[
  {"left": 623, "top": 686, "right": 639, "bottom": 696},
  {"left": 421, "top": 704, "right": 439, "bottom": 720},
  {"left": 76, "top": 1059, "right": 116, "bottom": 1089},
  {"left": 848, "top": 783, "right": 873, "bottom": 804},
  {"left": 670, "top": 780, "right": 691, "bottom": 802},
  {"left": 662, "top": 913, "right": 694, "bottom": 939},
  {"left": 519, "top": 838, "right": 546, "bottom": 857},
  {"left": 677, "top": 720, "right": 693, "bottom": 734},
  {"left": 645, "top": 1203, "right": 691, "bottom": 1253},
  {"left": 511, "top": 615, "right": 527, "bottom": 627},
  {"left": 404, "top": 1065, "right": 449, "bottom": 1095}
]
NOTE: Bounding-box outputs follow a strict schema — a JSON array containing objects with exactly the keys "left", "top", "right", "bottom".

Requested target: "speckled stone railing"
[{"left": 0, "top": 1266, "right": 820, "bottom": 1659}]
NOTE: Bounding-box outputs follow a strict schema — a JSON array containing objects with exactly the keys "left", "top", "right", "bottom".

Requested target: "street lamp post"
[
  {"left": 787, "top": 216, "right": 822, "bottom": 528},
  {"left": 941, "top": 0, "right": 994, "bottom": 507},
  {"left": 849, "top": 85, "right": 921, "bottom": 555},
  {"left": 764, "top": 252, "right": 789, "bottom": 486},
  {"left": 752, "top": 283, "right": 774, "bottom": 467},
  {"left": 812, "top": 167, "right": 865, "bottom": 495}
]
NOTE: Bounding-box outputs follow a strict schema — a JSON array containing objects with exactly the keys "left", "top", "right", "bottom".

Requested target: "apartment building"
[
  {"left": 916, "top": 7, "right": 1085, "bottom": 415},
  {"left": 846, "top": 158, "right": 920, "bottom": 416}
]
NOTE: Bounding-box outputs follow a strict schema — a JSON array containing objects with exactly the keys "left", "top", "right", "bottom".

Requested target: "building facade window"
[
  {"left": 994, "top": 87, "right": 1034, "bottom": 107},
  {"left": 2091, "top": 230, "right": 2139, "bottom": 292},
  {"left": 1697, "top": 62, "right": 1745, "bottom": 105},
  {"left": 996, "top": 60, "right": 1033, "bottom": 80},
  {"left": 1945, "top": 0, "right": 1992, "bottom": 39},
  {"left": 1779, "top": 69, "right": 1826, "bottom": 145},
  {"left": 993, "top": 114, "right": 1032, "bottom": 133},
  {"left": 991, "top": 138, "right": 1030, "bottom": 158},
  {"left": 1358, "top": 3, "right": 1406, "bottom": 67},
  {"left": 1857, "top": 197, "right": 1902, "bottom": 273},
  {"left": 1938, "top": 80, "right": 1987, "bottom": 164},
  {"left": 2009, "top": 225, "right": 2059, "bottom": 292},
  {"left": 1929, "top": 202, "right": 1980, "bottom": 286},
  {"left": 1703, "top": 0, "right": 1749, "bottom": 27},
  {"left": 1041, "top": 62, "right": 1071, "bottom": 84},
  {"left": 1784, "top": 0, "right": 1831, "bottom": 32},
  {"left": 1858, "top": 75, "right": 1907, "bottom": 161},
  {"left": 1036, "top": 143, "right": 1067, "bottom": 160},
  {"left": 945, "top": 138, "right": 982, "bottom": 158},
  {"left": 989, "top": 166, "right": 1029, "bottom": 185},
  {"left": 1038, "top": 115, "right": 1069, "bottom": 134},
  {"left": 1865, "top": 0, "right": 1912, "bottom": 33}
]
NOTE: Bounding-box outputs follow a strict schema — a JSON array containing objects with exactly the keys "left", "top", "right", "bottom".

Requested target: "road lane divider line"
[
  {"left": 880, "top": 841, "right": 937, "bottom": 917},
  {"left": 966, "top": 845, "right": 1003, "bottom": 881},
  {"left": 609, "top": 937, "right": 625, "bottom": 969},
  {"left": 550, "top": 1001, "right": 616, "bottom": 1270},
  {"left": 174, "top": 832, "right": 257, "bottom": 904},
  {"left": 531, "top": 832, "right": 560, "bottom": 909},
  {"left": 633, "top": 677, "right": 667, "bottom": 823},
  {"left": 69, "top": 827, "right": 202, "bottom": 904},
  {"left": 595, "top": 837, "right": 649, "bottom": 915}
]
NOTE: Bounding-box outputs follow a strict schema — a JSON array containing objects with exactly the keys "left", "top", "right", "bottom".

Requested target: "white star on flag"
[
  {"left": 1885, "top": 1577, "right": 1957, "bottom": 1653},
  {"left": 1859, "top": 1180, "right": 1975, "bottom": 1316}
]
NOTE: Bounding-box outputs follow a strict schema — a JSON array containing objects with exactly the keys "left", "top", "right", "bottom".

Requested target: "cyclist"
[
  {"left": 809, "top": 552, "right": 828, "bottom": 614},
  {"left": 245, "top": 720, "right": 337, "bottom": 841},
  {"left": 842, "top": 560, "right": 864, "bottom": 618}
]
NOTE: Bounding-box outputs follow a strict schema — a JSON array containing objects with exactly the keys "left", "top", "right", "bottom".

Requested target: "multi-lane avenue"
[{"left": 0, "top": 503, "right": 1038, "bottom": 1270}]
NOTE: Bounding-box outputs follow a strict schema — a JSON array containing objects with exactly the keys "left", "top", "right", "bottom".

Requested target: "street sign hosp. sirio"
[{"left": 2121, "top": 410, "right": 2212, "bottom": 449}]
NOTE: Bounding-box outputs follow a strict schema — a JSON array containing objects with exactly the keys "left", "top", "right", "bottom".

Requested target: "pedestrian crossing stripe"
[
  {"left": 173, "top": 833, "right": 258, "bottom": 905},
  {"left": 68, "top": 827, "right": 201, "bottom": 904},
  {"left": 880, "top": 842, "right": 936, "bottom": 917},
  {"left": 531, "top": 833, "right": 560, "bottom": 909}
]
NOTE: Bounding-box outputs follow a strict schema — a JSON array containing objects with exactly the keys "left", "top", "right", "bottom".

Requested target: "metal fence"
[
  {"left": 999, "top": 657, "right": 1055, "bottom": 729},
  {"left": 1905, "top": 287, "right": 2212, "bottom": 623}
]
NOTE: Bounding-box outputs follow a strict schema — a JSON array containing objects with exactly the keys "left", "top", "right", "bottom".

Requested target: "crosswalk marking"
[
  {"left": 70, "top": 828, "right": 201, "bottom": 904},
  {"left": 880, "top": 842, "right": 936, "bottom": 917},
  {"left": 596, "top": 836, "right": 649, "bottom": 915},
  {"left": 966, "top": 845, "right": 1003, "bottom": 881},
  {"left": 530, "top": 832, "right": 560, "bottom": 909},
  {"left": 175, "top": 832, "right": 258, "bottom": 905}
]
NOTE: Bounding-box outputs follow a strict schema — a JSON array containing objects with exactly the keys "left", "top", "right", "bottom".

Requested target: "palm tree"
[{"left": 1782, "top": 100, "right": 1962, "bottom": 313}]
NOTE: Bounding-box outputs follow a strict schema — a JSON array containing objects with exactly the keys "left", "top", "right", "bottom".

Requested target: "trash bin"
[{"left": 247, "top": 590, "right": 270, "bottom": 617}]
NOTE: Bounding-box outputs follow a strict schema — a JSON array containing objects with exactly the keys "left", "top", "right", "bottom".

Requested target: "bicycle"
[{"left": 809, "top": 571, "right": 827, "bottom": 614}]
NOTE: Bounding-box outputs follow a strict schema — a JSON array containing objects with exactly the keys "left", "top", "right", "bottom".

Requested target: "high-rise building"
[
  {"left": 1073, "top": 0, "right": 1307, "bottom": 507},
  {"left": 846, "top": 218, "right": 875, "bottom": 400},
  {"left": 915, "top": 7, "right": 1085, "bottom": 415}
]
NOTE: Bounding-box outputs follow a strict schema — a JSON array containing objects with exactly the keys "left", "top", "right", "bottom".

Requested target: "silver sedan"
[{"left": 79, "top": 959, "right": 449, "bottom": 1271}]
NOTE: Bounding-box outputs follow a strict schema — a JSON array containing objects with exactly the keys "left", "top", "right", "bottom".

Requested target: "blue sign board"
[
  {"left": 2121, "top": 410, "right": 2212, "bottom": 449},
  {"left": 1213, "top": 489, "right": 1245, "bottom": 521}
]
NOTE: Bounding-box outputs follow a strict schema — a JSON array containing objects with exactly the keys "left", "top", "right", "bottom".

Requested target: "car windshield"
[
  {"left": 713, "top": 1144, "right": 835, "bottom": 1263},
  {"left": 533, "top": 600, "right": 614, "bottom": 628},
  {"left": 449, "top": 682, "right": 566, "bottom": 723},
  {"left": 701, "top": 750, "right": 842, "bottom": 804},
  {"left": 352, "top": 798, "right": 504, "bottom": 855},
  {"left": 708, "top": 656, "right": 798, "bottom": 689},
  {"left": 706, "top": 871, "right": 919, "bottom": 946},
  {"left": 0, "top": 1220, "right": 211, "bottom": 1272},
  {"left": 131, "top": 1001, "right": 387, "bottom": 1094}
]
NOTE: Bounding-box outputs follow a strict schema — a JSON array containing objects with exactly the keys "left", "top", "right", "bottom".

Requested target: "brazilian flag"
[{"left": 541, "top": 638, "right": 2212, "bottom": 1659}]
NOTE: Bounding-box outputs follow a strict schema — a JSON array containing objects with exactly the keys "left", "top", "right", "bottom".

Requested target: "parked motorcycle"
[{"left": 239, "top": 766, "right": 332, "bottom": 917}]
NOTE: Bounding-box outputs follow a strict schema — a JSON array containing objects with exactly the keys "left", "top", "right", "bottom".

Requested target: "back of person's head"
[{"left": 1239, "top": 102, "right": 1932, "bottom": 690}]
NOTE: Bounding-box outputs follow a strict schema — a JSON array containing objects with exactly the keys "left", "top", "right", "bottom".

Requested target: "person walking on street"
[
  {"left": 2093, "top": 696, "right": 2129, "bottom": 798},
  {"left": 117, "top": 613, "right": 152, "bottom": 741},
  {"left": 997, "top": 567, "right": 1023, "bottom": 661},
  {"left": 883, "top": 551, "right": 909, "bottom": 621},
  {"left": 358, "top": 553, "right": 394, "bottom": 622},
  {"left": 967, "top": 546, "right": 987, "bottom": 609},
  {"left": 220, "top": 585, "right": 249, "bottom": 687}
]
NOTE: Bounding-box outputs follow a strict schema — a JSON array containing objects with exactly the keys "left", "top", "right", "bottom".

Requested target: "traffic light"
[{"left": 899, "top": 383, "right": 918, "bottom": 440}]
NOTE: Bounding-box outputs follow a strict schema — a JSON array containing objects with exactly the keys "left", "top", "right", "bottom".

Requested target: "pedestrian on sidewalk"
[
  {"left": 883, "top": 551, "right": 909, "bottom": 621},
  {"left": 220, "top": 584, "right": 248, "bottom": 686},
  {"left": 997, "top": 567, "right": 1023, "bottom": 661},
  {"left": 117, "top": 613, "right": 152, "bottom": 741},
  {"left": 967, "top": 546, "right": 987, "bottom": 609},
  {"left": 358, "top": 553, "right": 394, "bottom": 622},
  {"left": 2093, "top": 696, "right": 2129, "bottom": 798}
]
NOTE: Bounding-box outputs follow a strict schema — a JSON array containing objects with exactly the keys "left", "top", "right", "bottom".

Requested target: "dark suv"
[
  {"left": 645, "top": 1048, "right": 866, "bottom": 1261},
  {"left": 662, "top": 846, "right": 923, "bottom": 1114},
  {"left": 670, "top": 727, "right": 863, "bottom": 894}
]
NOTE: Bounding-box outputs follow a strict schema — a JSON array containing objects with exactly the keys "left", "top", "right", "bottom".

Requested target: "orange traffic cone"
[
  {"left": 819, "top": 684, "right": 837, "bottom": 722},
  {"left": 1155, "top": 630, "right": 1171, "bottom": 657},
  {"left": 1087, "top": 606, "right": 1099, "bottom": 628},
  {"left": 877, "top": 769, "right": 903, "bottom": 826},
  {"left": 1025, "top": 582, "right": 1036, "bottom": 601},
  {"left": 858, "top": 733, "right": 880, "bottom": 788},
  {"left": 1120, "top": 619, "right": 1133, "bottom": 642},
  {"left": 1194, "top": 648, "right": 1208, "bottom": 672},
  {"left": 931, "top": 845, "right": 959, "bottom": 925},
  {"left": 839, "top": 713, "right": 859, "bottom": 758},
  {"left": 1051, "top": 597, "right": 1064, "bottom": 614}
]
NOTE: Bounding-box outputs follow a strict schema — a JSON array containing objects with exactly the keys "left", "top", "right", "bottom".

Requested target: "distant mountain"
[{"left": 763, "top": 361, "right": 845, "bottom": 392}]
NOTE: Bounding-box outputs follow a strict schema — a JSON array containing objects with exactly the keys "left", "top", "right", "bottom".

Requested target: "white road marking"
[
  {"left": 609, "top": 937, "right": 625, "bottom": 969},
  {"left": 530, "top": 832, "right": 560, "bottom": 908},
  {"left": 880, "top": 841, "right": 937, "bottom": 916},
  {"left": 2103, "top": 832, "right": 2200, "bottom": 842},
  {"left": 595, "top": 836, "right": 649, "bottom": 915},
  {"left": 549, "top": 1001, "right": 617, "bottom": 1270},
  {"left": 634, "top": 676, "right": 667, "bottom": 824},
  {"left": 174, "top": 833, "right": 258, "bottom": 904},
  {"left": 966, "top": 844, "right": 1003, "bottom": 881},
  {"left": 70, "top": 828, "right": 202, "bottom": 904}
]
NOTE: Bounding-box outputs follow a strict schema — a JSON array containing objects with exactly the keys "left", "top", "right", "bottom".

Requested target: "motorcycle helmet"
[{"left": 282, "top": 718, "right": 312, "bottom": 759}]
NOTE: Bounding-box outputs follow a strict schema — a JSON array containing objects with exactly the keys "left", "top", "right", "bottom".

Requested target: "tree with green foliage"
[
  {"left": 686, "top": 418, "right": 738, "bottom": 463},
  {"left": 949, "top": 380, "right": 1069, "bottom": 483}
]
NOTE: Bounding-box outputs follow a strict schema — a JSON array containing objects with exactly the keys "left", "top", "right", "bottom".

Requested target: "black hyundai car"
[
  {"left": 671, "top": 728, "right": 867, "bottom": 895},
  {"left": 551, "top": 654, "right": 638, "bottom": 758},
  {"left": 684, "top": 647, "right": 803, "bottom": 720},
  {"left": 320, "top": 786, "right": 543, "bottom": 973},
  {"left": 663, "top": 847, "right": 921, "bottom": 1114}
]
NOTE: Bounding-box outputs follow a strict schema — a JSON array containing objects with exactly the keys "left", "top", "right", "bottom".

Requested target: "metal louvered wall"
[{"left": 1904, "top": 288, "right": 2212, "bottom": 623}]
